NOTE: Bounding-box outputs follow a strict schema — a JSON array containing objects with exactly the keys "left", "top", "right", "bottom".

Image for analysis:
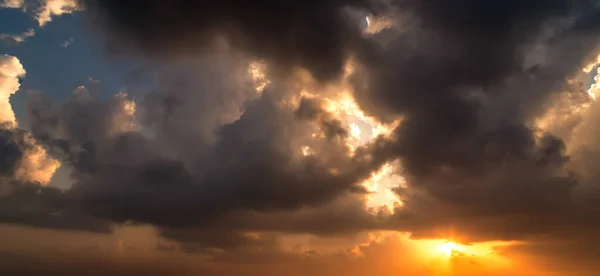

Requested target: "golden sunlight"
[
  {"left": 438, "top": 241, "right": 463, "bottom": 257},
  {"left": 319, "top": 91, "right": 402, "bottom": 211},
  {"left": 583, "top": 53, "right": 600, "bottom": 73},
  {"left": 281, "top": 60, "right": 402, "bottom": 213},
  {"left": 248, "top": 61, "right": 270, "bottom": 93},
  {"left": 110, "top": 92, "right": 137, "bottom": 135},
  {"left": 534, "top": 53, "right": 600, "bottom": 137}
]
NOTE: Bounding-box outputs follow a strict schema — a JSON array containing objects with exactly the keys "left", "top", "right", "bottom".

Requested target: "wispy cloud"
[
  {"left": 0, "top": 0, "right": 24, "bottom": 9},
  {"left": 60, "top": 37, "right": 74, "bottom": 47},
  {"left": 0, "top": 28, "right": 35, "bottom": 45},
  {"left": 88, "top": 76, "right": 99, "bottom": 84}
]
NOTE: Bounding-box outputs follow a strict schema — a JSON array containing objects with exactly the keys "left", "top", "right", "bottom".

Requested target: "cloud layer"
[{"left": 3, "top": 0, "right": 600, "bottom": 274}]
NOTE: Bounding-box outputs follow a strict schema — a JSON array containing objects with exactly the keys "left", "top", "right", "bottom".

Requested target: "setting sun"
[
  {"left": 3, "top": 1, "right": 600, "bottom": 275},
  {"left": 439, "top": 241, "right": 462, "bottom": 257}
]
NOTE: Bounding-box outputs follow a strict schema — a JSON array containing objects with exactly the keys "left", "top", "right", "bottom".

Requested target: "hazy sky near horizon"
[{"left": 3, "top": 1, "right": 600, "bottom": 275}]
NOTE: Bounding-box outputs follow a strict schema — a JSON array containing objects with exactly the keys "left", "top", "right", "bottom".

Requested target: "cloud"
[
  {"left": 0, "top": 55, "right": 59, "bottom": 191},
  {"left": 0, "top": 57, "right": 64, "bottom": 230},
  {"left": 78, "top": 0, "right": 377, "bottom": 81},
  {"left": 1, "top": 0, "right": 81, "bottom": 26},
  {"left": 296, "top": 97, "right": 349, "bottom": 141},
  {"left": 36, "top": 0, "right": 79, "bottom": 26},
  {"left": 0, "top": 227, "right": 555, "bottom": 276},
  {"left": 0, "top": 28, "right": 35, "bottom": 45},
  {"left": 0, "top": 0, "right": 24, "bottom": 8},
  {"left": 26, "top": 77, "right": 380, "bottom": 227},
  {"left": 60, "top": 37, "right": 74, "bottom": 47},
  {"left": 87, "top": 76, "right": 99, "bottom": 84},
  {"left": 0, "top": 55, "right": 25, "bottom": 126},
  {"left": 14, "top": 52, "right": 387, "bottom": 248},
  {"left": 5, "top": 1, "right": 600, "bottom": 274},
  {"left": 336, "top": 0, "right": 600, "bottom": 242},
  {"left": 0, "top": 185, "right": 111, "bottom": 232}
]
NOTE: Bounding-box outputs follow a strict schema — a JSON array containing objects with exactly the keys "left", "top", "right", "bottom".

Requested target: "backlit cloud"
[
  {"left": 0, "top": 55, "right": 59, "bottom": 189},
  {"left": 1, "top": 0, "right": 81, "bottom": 26},
  {"left": 2, "top": 1, "right": 600, "bottom": 275}
]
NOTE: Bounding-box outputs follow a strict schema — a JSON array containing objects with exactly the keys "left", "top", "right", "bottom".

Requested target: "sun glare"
[{"left": 439, "top": 241, "right": 463, "bottom": 257}]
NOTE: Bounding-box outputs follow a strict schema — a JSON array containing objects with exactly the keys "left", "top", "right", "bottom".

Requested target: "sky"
[{"left": 2, "top": 0, "right": 600, "bottom": 275}]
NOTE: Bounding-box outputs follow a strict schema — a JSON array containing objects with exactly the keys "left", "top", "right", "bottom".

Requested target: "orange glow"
[
  {"left": 534, "top": 53, "right": 600, "bottom": 139},
  {"left": 248, "top": 61, "right": 270, "bottom": 93},
  {"left": 284, "top": 64, "right": 402, "bottom": 213},
  {"left": 438, "top": 241, "right": 463, "bottom": 257}
]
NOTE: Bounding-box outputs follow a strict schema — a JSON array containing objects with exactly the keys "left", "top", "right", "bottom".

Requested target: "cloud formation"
[
  {"left": 1, "top": 0, "right": 81, "bottom": 26},
  {"left": 60, "top": 37, "right": 74, "bottom": 47},
  {"left": 0, "top": 28, "right": 35, "bottom": 45},
  {"left": 0, "top": 57, "right": 62, "bottom": 238},
  {"left": 4, "top": 0, "right": 600, "bottom": 274},
  {"left": 0, "top": 55, "right": 25, "bottom": 125},
  {"left": 79, "top": 0, "right": 377, "bottom": 81},
  {"left": 352, "top": 0, "right": 600, "bottom": 243}
]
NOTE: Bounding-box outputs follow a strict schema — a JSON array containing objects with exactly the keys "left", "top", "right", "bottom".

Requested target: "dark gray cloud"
[
  {"left": 80, "top": 92, "right": 370, "bottom": 221},
  {"left": 17, "top": 54, "right": 386, "bottom": 251},
  {"left": 4, "top": 1, "right": 600, "bottom": 267},
  {"left": 350, "top": 0, "right": 600, "bottom": 242},
  {"left": 79, "top": 0, "right": 377, "bottom": 81},
  {"left": 387, "top": 129, "right": 579, "bottom": 241},
  {"left": 0, "top": 124, "right": 57, "bottom": 193},
  {"left": 0, "top": 120, "right": 109, "bottom": 232},
  {"left": 0, "top": 185, "right": 112, "bottom": 233},
  {"left": 0, "top": 250, "right": 217, "bottom": 276},
  {"left": 0, "top": 127, "right": 27, "bottom": 179}
]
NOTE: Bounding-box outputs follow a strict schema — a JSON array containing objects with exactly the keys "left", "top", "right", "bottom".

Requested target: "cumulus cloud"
[
  {"left": 4, "top": 0, "right": 600, "bottom": 274},
  {"left": 375, "top": 1, "right": 600, "bottom": 242},
  {"left": 0, "top": 55, "right": 59, "bottom": 190},
  {"left": 1, "top": 0, "right": 81, "bottom": 26},
  {"left": 73, "top": 0, "right": 600, "bottom": 248},
  {"left": 24, "top": 57, "right": 382, "bottom": 233},
  {"left": 78, "top": 0, "right": 377, "bottom": 81},
  {"left": 0, "top": 55, "right": 25, "bottom": 125}
]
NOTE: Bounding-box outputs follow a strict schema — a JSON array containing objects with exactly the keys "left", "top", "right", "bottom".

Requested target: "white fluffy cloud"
[
  {"left": 35, "top": 0, "right": 80, "bottom": 26},
  {"left": 0, "top": 54, "right": 26, "bottom": 126},
  {"left": 1, "top": 0, "right": 81, "bottom": 26},
  {"left": 0, "top": 54, "right": 59, "bottom": 185}
]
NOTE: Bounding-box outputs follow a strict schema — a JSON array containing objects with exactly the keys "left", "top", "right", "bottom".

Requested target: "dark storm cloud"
[
  {"left": 0, "top": 185, "right": 112, "bottom": 233},
  {"left": 0, "top": 250, "right": 218, "bottom": 276},
  {"left": 158, "top": 228, "right": 300, "bottom": 265},
  {"left": 20, "top": 55, "right": 385, "bottom": 250},
  {"left": 79, "top": 0, "right": 377, "bottom": 81},
  {"left": 0, "top": 127, "right": 27, "bottom": 178},
  {"left": 342, "top": 8, "right": 600, "bottom": 233},
  {"left": 354, "top": 0, "right": 594, "bottom": 122},
  {"left": 5, "top": 0, "right": 600, "bottom": 263},
  {"left": 351, "top": 0, "right": 600, "bottom": 241},
  {"left": 0, "top": 118, "right": 110, "bottom": 232},
  {"left": 388, "top": 128, "right": 579, "bottom": 241}
]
